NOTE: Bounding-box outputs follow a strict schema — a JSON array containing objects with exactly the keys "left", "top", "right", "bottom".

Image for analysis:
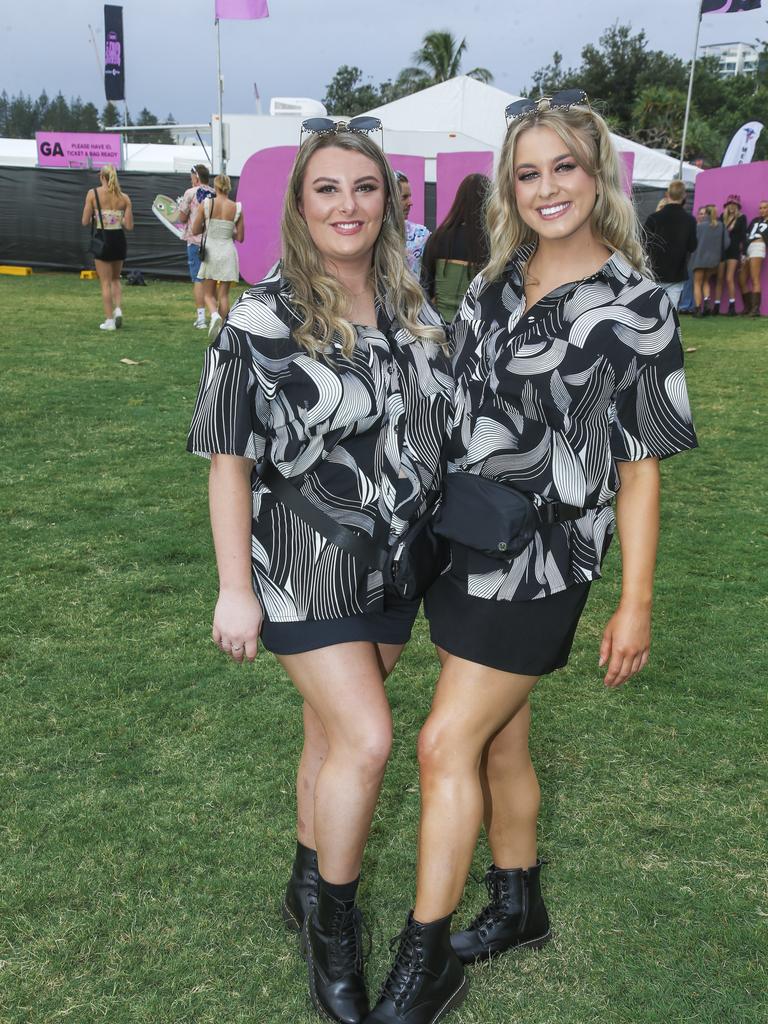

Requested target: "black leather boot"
[
  {"left": 302, "top": 887, "right": 369, "bottom": 1024},
  {"left": 451, "top": 860, "right": 551, "bottom": 965},
  {"left": 282, "top": 842, "right": 318, "bottom": 932},
  {"left": 366, "top": 913, "right": 468, "bottom": 1023}
]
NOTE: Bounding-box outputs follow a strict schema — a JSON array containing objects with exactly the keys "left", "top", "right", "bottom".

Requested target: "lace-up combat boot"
[
  {"left": 450, "top": 860, "right": 551, "bottom": 965},
  {"left": 366, "top": 913, "right": 468, "bottom": 1024},
  {"left": 302, "top": 887, "right": 369, "bottom": 1024},
  {"left": 282, "top": 842, "right": 319, "bottom": 932}
]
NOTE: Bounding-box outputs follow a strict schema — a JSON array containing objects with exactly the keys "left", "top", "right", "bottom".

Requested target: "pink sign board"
[
  {"left": 619, "top": 151, "right": 635, "bottom": 195},
  {"left": 36, "top": 132, "right": 122, "bottom": 169},
  {"left": 236, "top": 146, "right": 297, "bottom": 284},
  {"left": 694, "top": 161, "right": 768, "bottom": 312},
  {"left": 436, "top": 152, "right": 494, "bottom": 225}
]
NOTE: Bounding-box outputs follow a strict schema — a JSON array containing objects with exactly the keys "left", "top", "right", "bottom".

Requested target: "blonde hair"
[
  {"left": 667, "top": 179, "right": 687, "bottom": 203},
  {"left": 705, "top": 204, "right": 718, "bottom": 227},
  {"left": 484, "top": 102, "right": 649, "bottom": 281},
  {"left": 214, "top": 174, "right": 231, "bottom": 194},
  {"left": 99, "top": 164, "right": 122, "bottom": 197},
  {"left": 281, "top": 131, "right": 445, "bottom": 358}
]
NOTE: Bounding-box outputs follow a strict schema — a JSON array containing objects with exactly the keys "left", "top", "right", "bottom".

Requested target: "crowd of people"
[
  {"left": 184, "top": 95, "right": 699, "bottom": 1024},
  {"left": 644, "top": 183, "right": 767, "bottom": 318}
]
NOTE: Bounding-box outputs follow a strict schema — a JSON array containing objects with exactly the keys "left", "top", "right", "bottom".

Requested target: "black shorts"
[
  {"left": 95, "top": 229, "right": 127, "bottom": 262},
  {"left": 260, "top": 593, "right": 421, "bottom": 656},
  {"left": 424, "top": 572, "right": 591, "bottom": 676}
]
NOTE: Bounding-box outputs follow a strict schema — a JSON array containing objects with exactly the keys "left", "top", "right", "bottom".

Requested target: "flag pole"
[
  {"left": 679, "top": 2, "right": 703, "bottom": 178},
  {"left": 216, "top": 17, "right": 225, "bottom": 173}
]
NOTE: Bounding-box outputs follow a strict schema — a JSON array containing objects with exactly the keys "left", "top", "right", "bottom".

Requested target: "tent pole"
[
  {"left": 216, "top": 18, "right": 225, "bottom": 174},
  {"left": 679, "top": 3, "right": 703, "bottom": 179}
]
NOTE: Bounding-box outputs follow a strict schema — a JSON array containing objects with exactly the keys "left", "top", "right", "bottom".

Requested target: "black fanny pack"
[
  {"left": 433, "top": 472, "right": 587, "bottom": 560},
  {"left": 258, "top": 461, "right": 448, "bottom": 600}
]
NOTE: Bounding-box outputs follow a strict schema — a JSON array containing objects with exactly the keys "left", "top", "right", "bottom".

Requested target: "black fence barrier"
[
  {"left": 0, "top": 166, "right": 683, "bottom": 280},
  {"left": 0, "top": 167, "right": 238, "bottom": 279}
]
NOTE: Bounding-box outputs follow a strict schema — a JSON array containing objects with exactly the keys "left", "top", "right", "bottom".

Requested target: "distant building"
[{"left": 700, "top": 41, "right": 759, "bottom": 77}]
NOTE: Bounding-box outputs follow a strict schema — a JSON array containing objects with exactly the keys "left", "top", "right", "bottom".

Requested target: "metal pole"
[
  {"left": 216, "top": 18, "right": 225, "bottom": 174},
  {"left": 679, "top": 4, "right": 703, "bottom": 178}
]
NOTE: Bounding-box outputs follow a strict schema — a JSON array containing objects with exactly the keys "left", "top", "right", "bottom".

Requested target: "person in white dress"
[{"left": 190, "top": 174, "right": 245, "bottom": 337}]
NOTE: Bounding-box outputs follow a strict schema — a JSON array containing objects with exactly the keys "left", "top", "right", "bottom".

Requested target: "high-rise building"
[{"left": 700, "top": 42, "right": 759, "bottom": 77}]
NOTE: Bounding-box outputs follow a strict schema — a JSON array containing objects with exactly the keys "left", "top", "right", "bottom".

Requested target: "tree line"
[
  {"left": 323, "top": 23, "right": 768, "bottom": 166},
  {"left": 0, "top": 91, "right": 177, "bottom": 144}
]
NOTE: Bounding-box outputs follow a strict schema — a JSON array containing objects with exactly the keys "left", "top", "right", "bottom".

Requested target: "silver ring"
[{"left": 231, "top": 645, "right": 243, "bottom": 652}]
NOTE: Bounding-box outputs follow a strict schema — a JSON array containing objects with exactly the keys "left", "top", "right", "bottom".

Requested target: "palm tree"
[{"left": 405, "top": 30, "right": 493, "bottom": 86}]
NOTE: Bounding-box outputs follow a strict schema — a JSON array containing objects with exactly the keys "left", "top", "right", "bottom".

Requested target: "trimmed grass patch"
[{"left": 1, "top": 273, "right": 766, "bottom": 1023}]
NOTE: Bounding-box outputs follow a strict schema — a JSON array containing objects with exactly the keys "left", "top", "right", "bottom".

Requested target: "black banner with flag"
[
  {"left": 701, "top": 0, "right": 761, "bottom": 13},
  {"left": 104, "top": 5, "right": 125, "bottom": 101}
]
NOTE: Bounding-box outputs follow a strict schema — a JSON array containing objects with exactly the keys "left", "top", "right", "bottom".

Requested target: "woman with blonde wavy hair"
[
  {"left": 187, "top": 123, "right": 452, "bottom": 1024},
  {"left": 80, "top": 164, "right": 133, "bottom": 330},
  {"left": 368, "top": 94, "right": 698, "bottom": 1024}
]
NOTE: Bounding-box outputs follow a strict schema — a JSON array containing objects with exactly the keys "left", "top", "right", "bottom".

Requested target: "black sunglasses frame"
[
  {"left": 299, "top": 116, "right": 384, "bottom": 148},
  {"left": 504, "top": 90, "right": 590, "bottom": 126}
]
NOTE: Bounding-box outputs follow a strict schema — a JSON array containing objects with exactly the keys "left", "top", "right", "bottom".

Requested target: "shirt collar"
[{"left": 502, "top": 244, "right": 631, "bottom": 290}]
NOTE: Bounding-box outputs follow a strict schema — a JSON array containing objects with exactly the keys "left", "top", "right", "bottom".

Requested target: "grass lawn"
[{"left": 1, "top": 272, "right": 766, "bottom": 1024}]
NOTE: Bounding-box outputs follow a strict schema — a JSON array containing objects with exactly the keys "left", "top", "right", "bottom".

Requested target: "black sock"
[{"left": 319, "top": 872, "right": 360, "bottom": 907}]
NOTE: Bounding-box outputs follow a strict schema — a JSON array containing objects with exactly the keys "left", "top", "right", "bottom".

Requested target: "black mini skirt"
[
  {"left": 260, "top": 592, "right": 421, "bottom": 656},
  {"left": 424, "top": 571, "right": 591, "bottom": 676},
  {"left": 95, "top": 229, "right": 127, "bottom": 262}
]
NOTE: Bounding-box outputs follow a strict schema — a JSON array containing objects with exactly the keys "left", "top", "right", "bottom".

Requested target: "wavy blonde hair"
[
  {"left": 99, "top": 164, "right": 122, "bottom": 197},
  {"left": 484, "top": 102, "right": 649, "bottom": 281},
  {"left": 281, "top": 130, "right": 445, "bottom": 357}
]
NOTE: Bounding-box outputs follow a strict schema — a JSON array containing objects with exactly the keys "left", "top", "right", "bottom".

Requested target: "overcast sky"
[{"left": 2, "top": 0, "right": 767, "bottom": 123}]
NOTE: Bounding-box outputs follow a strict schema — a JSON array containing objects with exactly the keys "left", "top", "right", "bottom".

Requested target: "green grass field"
[{"left": 1, "top": 272, "right": 766, "bottom": 1024}]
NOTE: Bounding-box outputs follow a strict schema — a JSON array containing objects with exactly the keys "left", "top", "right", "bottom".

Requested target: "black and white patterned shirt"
[
  {"left": 447, "top": 245, "right": 698, "bottom": 602},
  {"left": 188, "top": 270, "right": 453, "bottom": 622}
]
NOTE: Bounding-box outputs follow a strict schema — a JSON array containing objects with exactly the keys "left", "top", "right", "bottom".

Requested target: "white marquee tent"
[{"left": 363, "top": 76, "right": 701, "bottom": 187}]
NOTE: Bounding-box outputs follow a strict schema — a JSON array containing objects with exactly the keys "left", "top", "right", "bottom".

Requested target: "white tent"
[{"left": 364, "top": 77, "right": 701, "bottom": 187}]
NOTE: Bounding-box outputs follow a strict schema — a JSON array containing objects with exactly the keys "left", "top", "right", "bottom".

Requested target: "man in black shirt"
[{"left": 644, "top": 179, "right": 698, "bottom": 308}]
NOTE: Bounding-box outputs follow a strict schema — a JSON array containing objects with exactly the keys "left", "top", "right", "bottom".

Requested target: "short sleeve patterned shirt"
[
  {"left": 447, "top": 245, "right": 698, "bottom": 602},
  {"left": 188, "top": 270, "right": 454, "bottom": 622}
]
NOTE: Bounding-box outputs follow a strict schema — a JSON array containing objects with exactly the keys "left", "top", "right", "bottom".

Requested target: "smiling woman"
[{"left": 186, "top": 126, "right": 452, "bottom": 1023}]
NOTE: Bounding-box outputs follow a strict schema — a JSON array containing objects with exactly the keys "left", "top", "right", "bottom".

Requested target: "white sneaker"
[
  {"left": 208, "top": 311, "right": 222, "bottom": 338},
  {"left": 99, "top": 319, "right": 116, "bottom": 331},
  {"left": 114, "top": 307, "right": 123, "bottom": 328},
  {"left": 193, "top": 314, "right": 207, "bottom": 329}
]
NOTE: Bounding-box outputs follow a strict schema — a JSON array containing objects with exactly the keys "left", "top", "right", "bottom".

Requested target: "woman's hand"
[
  {"left": 212, "top": 586, "right": 263, "bottom": 663},
  {"left": 599, "top": 600, "right": 651, "bottom": 688}
]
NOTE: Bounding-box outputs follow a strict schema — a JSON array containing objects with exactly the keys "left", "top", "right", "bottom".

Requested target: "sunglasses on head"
[
  {"left": 504, "top": 89, "right": 589, "bottom": 126},
  {"left": 300, "top": 116, "right": 384, "bottom": 146}
]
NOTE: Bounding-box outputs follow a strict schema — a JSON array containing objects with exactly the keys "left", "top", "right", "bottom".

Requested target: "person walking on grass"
[
  {"left": 190, "top": 173, "right": 244, "bottom": 338},
  {"left": 177, "top": 164, "right": 215, "bottom": 330},
  {"left": 643, "top": 178, "right": 697, "bottom": 310},
  {"left": 714, "top": 194, "right": 747, "bottom": 316},
  {"left": 690, "top": 204, "right": 729, "bottom": 318},
  {"left": 81, "top": 164, "right": 133, "bottom": 331},
  {"left": 367, "top": 93, "right": 698, "bottom": 1024},
  {"left": 741, "top": 199, "right": 768, "bottom": 318},
  {"left": 187, "top": 123, "right": 452, "bottom": 1024}
]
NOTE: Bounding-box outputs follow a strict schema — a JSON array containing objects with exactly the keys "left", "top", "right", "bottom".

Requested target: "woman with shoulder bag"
[
  {"left": 187, "top": 120, "right": 452, "bottom": 1024},
  {"left": 80, "top": 164, "right": 133, "bottom": 331},
  {"left": 367, "top": 93, "right": 698, "bottom": 1024},
  {"left": 190, "top": 173, "right": 245, "bottom": 338}
]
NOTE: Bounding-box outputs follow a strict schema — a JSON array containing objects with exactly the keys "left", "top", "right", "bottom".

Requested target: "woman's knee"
[
  {"left": 417, "top": 716, "right": 470, "bottom": 779},
  {"left": 330, "top": 716, "right": 393, "bottom": 779}
]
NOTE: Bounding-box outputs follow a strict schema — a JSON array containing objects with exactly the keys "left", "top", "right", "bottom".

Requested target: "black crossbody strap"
[
  {"left": 259, "top": 461, "right": 387, "bottom": 571},
  {"left": 92, "top": 188, "right": 104, "bottom": 233},
  {"left": 535, "top": 501, "right": 588, "bottom": 526}
]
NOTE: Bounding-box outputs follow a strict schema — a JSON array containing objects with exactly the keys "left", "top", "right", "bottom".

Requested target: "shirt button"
[{"left": 527, "top": 316, "right": 535, "bottom": 322}]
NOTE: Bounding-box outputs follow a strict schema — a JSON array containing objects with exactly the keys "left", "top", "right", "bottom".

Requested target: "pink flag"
[{"left": 215, "top": 0, "right": 269, "bottom": 18}]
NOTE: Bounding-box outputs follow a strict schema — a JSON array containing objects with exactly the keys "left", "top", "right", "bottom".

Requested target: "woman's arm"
[
  {"left": 122, "top": 195, "right": 134, "bottom": 231},
  {"left": 599, "top": 457, "right": 660, "bottom": 688},
  {"left": 81, "top": 191, "right": 93, "bottom": 227},
  {"left": 235, "top": 207, "right": 245, "bottom": 243},
  {"left": 208, "top": 453, "right": 263, "bottom": 662}
]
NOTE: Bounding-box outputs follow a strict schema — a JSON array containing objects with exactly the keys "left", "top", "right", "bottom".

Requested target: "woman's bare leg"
[
  {"left": 201, "top": 279, "right": 218, "bottom": 317},
  {"left": 294, "top": 642, "right": 405, "bottom": 851},
  {"left": 481, "top": 700, "right": 539, "bottom": 868},
  {"left": 725, "top": 259, "right": 738, "bottom": 304},
  {"left": 279, "top": 641, "right": 394, "bottom": 884},
  {"left": 714, "top": 261, "right": 725, "bottom": 304},
  {"left": 94, "top": 259, "right": 114, "bottom": 318},
  {"left": 749, "top": 257, "right": 764, "bottom": 292},
  {"left": 693, "top": 269, "right": 705, "bottom": 309},
  {"left": 414, "top": 653, "right": 539, "bottom": 922},
  {"left": 217, "top": 281, "right": 231, "bottom": 318}
]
